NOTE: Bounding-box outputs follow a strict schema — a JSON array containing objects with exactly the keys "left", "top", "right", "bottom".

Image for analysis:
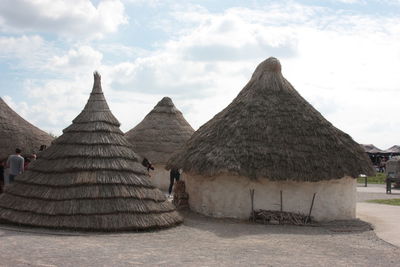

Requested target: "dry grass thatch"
[
  {"left": 125, "top": 97, "right": 194, "bottom": 164},
  {"left": 167, "top": 57, "right": 374, "bottom": 181},
  {"left": 0, "top": 98, "right": 53, "bottom": 159},
  {"left": 0, "top": 72, "right": 183, "bottom": 231},
  {"left": 360, "top": 144, "right": 382, "bottom": 154}
]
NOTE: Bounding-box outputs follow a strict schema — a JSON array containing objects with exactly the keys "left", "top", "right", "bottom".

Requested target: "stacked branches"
[
  {"left": 125, "top": 97, "right": 194, "bottom": 164},
  {"left": 0, "top": 72, "right": 182, "bottom": 231},
  {"left": 0, "top": 98, "right": 53, "bottom": 159},
  {"left": 167, "top": 57, "right": 374, "bottom": 181}
]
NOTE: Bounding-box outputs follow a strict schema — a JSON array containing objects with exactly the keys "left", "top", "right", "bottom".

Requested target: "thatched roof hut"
[
  {"left": 0, "top": 98, "right": 53, "bottom": 159},
  {"left": 0, "top": 72, "right": 182, "bottom": 231},
  {"left": 168, "top": 58, "right": 373, "bottom": 180},
  {"left": 125, "top": 97, "right": 194, "bottom": 165},
  {"left": 383, "top": 145, "right": 400, "bottom": 155},
  {"left": 361, "top": 144, "right": 382, "bottom": 154},
  {"left": 167, "top": 57, "right": 374, "bottom": 221},
  {"left": 125, "top": 97, "right": 194, "bottom": 191}
]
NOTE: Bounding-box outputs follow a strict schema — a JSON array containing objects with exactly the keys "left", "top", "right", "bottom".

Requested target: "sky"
[{"left": 0, "top": 0, "right": 399, "bottom": 150}]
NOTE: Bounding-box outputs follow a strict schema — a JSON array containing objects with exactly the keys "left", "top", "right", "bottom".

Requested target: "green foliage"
[
  {"left": 357, "top": 173, "right": 386, "bottom": 184},
  {"left": 367, "top": 199, "right": 400, "bottom": 206}
]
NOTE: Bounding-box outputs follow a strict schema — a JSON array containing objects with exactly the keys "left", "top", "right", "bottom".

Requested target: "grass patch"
[
  {"left": 357, "top": 173, "right": 386, "bottom": 184},
  {"left": 367, "top": 199, "right": 400, "bottom": 206}
]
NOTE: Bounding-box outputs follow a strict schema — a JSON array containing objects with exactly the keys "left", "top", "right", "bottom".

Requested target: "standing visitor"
[
  {"left": 379, "top": 158, "right": 387, "bottom": 173},
  {"left": 6, "top": 148, "right": 24, "bottom": 184},
  {"left": 168, "top": 167, "right": 180, "bottom": 198}
]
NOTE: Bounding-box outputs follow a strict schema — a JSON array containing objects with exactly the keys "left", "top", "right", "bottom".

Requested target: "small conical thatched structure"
[
  {"left": 0, "top": 98, "right": 53, "bottom": 159},
  {"left": 125, "top": 97, "right": 194, "bottom": 191},
  {"left": 168, "top": 57, "right": 374, "bottom": 221},
  {"left": 0, "top": 72, "right": 182, "bottom": 231}
]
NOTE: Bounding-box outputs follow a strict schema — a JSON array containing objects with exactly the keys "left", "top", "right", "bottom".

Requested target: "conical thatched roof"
[
  {"left": 383, "top": 145, "right": 400, "bottom": 154},
  {"left": 0, "top": 98, "right": 53, "bottom": 159},
  {"left": 361, "top": 144, "right": 382, "bottom": 154},
  {"left": 0, "top": 72, "right": 182, "bottom": 231},
  {"left": 125, "top": 97, "right": 194, "bottom": 164},
  {"left": 167, "top": 57, "right": 374, "bottom": 181}
]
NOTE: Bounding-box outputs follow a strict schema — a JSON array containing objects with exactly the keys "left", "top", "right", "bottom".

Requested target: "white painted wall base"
[
  {"left": 148, "top": 164, "right": 170, "bottom": 192},
  {"left": 184, "top": 174, "right": 356, "bottom": 222}
]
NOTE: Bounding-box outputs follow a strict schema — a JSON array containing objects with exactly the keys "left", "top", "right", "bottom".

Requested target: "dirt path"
[{"left": 0, "top": 211, "right": 399, "bottom": 267}]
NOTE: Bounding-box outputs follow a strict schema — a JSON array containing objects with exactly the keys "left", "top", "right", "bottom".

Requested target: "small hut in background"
[
  {"left": 0, "top": 98, "right": 53, "bottom": 160},
  {"left": 360, "top": 144, "right": 383, "bottom": 166},
  {"left": 382, "top": 145, "right": 400, "bottom": 157},
  {"left": 0, "top": 72, "right": 182, "bottom": 231},
  {"left": 168, "top": 57, "right": 374, "bottom": 222},
  {"left": 125, "top": 97, "right": 194, "bottom": 191}
]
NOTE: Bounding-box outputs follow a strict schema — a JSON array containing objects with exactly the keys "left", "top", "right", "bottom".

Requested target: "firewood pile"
[
  {"left": 173, "top": 180, "right": 189, "bottom": 209},
  {"left": 251, "top": 210, "right": 313, "bottom": 226}
]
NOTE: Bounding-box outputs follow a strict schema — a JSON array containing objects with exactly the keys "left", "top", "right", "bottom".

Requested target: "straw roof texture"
[
  {"left": 0, "top": 72, "right": 182, "bottom": 231},
  {"left": 125, "top": 97, "right": 194, "bottom": 164},
  {"left": 0, "top": 98, "right": 53, "bottom": 159},
  {"left": 167, "top": 57, "right": 374, "bottom": 181},
  {"left": 382, "top": 145, "right": 400, "bottom": 154},
  {"left": 361, "top": 144, "right": 382, "bottom": 154}
]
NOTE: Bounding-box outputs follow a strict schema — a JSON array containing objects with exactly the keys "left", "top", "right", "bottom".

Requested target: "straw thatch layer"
[
  {"left": 0, "top": 72, "right": 182, "bottom": 231},
  {"left": 0, "top": 98, "right": 53, "bottom": 159},
  {"left": 125, "top": 97, "right": 194, "bottom": 164},
  {"left": 167, "top": 57, "right": 374, "bottom": 181},
  {"left": 0, "top": 208, "right": 182, "bottom": 231},
  {"left": 17, "top": 171, "right": 152, "bottom": 187}
]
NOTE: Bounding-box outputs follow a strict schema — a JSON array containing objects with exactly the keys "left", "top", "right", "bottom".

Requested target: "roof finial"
[{"left": 92, "top": 71, "right": 102, "bottom": 93}]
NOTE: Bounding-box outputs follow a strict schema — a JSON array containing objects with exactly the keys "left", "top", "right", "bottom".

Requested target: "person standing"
[
  {"left": 6, "top": 148, "right": 24, "bottom": 184},
  {"left": 168, "top": 167, "right": 180, "bottom": 198}
]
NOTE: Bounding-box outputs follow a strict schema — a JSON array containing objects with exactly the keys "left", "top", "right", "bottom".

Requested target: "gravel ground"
[{"left": 0, "top": 210, "right": 399, "bottom": 267}]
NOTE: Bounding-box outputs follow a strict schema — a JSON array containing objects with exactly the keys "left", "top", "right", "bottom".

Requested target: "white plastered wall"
[
  {"left": 148, "top": 164, "right": 170, "bottom": 192},
  {"left": 184, "top": 174, "right": 356, "bottom": 221}
]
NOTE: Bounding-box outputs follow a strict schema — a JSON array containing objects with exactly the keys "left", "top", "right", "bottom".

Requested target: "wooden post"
[
  {"left": 306, "top": 193, "right": 316, "bottom": 224},
  {"left": 280, "top": 190, "right": 283, "bottom": 212},
  {"left": 250, "top": 189, "right": 255, "bottom": 221}
]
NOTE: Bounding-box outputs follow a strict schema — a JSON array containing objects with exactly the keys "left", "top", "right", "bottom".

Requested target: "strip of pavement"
[{"left": 357, "top": 202, "right": 400, "bottom": 247}]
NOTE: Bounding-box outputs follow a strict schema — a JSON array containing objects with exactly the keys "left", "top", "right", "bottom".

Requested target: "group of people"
[{"left": 0, "top": 148, "right": 37, "bottom": 193}]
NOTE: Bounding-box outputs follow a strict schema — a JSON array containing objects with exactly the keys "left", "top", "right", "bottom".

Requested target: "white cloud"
[
  {"left": 3, "top": 2, "right": 400, "bottom": 149},
  {"left": 0, "top": 35, "right": 54, "bottom": 68},
  {"left": 0, "top": 0, "right": 128, "bottom": 39},
  {"left": 48, "top": 46, "right": 103, "bottom": 73}
]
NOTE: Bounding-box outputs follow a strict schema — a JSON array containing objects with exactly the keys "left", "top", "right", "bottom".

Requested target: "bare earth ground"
[
  {"left": 0, "top": 212, "right": 399, "bottom": 267},
  {"left": 0, "top": 186, "right": 399, "bottom": 267}
]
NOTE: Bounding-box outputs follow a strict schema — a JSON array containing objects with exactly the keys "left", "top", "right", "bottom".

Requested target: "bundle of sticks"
[{"left": 252, "top": 209, "right": 313, "bottom": 226}]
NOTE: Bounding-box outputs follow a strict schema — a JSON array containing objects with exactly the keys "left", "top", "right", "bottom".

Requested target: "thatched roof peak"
[
  {"left": 151, "top": 96, "right": 179, "bottom": 114},
  {"left": 75, "top": 71, "right": 118, "bottom": 126},
  {"left": 92, "top": 71, "right": 102, "bottom": 94},
  {"left": 167, "top": 57, "right": 374, "bottom": 181},
  {"left": 254, "top": 57, "right": 282, "bottom": 74},
  {"left": 156, "top": 97, "right": 174, "bottom": 107},
  {"left": 125, "top": 97, "right": 194, "bottom": 164}
]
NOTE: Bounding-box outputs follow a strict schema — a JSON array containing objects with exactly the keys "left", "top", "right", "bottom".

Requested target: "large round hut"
[
  {"left": 167, "top": 57, "right": 374, "bottom": 221},
  {"left": 0, "top": 72, "right": 182, "bottom": 231},
  {"left": 0, "top": 98, "right": 53, "bottom": 160},
  {"left": 125, "top": 97, "right": 194, "bottom": 191}
]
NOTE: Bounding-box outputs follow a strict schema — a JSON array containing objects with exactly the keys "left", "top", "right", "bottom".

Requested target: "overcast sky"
[{"left": 0, "top": 0, "right": 399, "bottom": 149}]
